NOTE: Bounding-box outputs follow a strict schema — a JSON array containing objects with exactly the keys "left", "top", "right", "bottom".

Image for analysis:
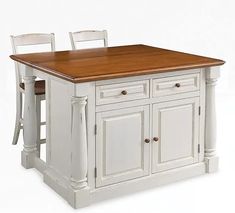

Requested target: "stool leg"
[
  {"left": 12, "top": 91, "right": 22, "bottom": 145},
  {"left": 36, "top": 95, "right": 41, "bottom": 157}
]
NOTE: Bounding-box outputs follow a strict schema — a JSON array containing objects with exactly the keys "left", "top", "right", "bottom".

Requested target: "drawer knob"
[
  {"left": 175, "top": 83, "right": 181, "bottom": 88},
  {"left": 153, "top": 137, "right": 159, "bottom": 142},
  {"left": 121, "top": 90, "right": 128, "bottom": 95},
  {"left": 144, "top": 138, "right": 150, "bottom": 143}
]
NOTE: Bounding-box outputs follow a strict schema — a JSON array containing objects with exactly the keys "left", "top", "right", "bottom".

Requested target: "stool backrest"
[
  {"left": 10, "top": 33, "right": 55, "bottom": 84},
  {"left": 69, "top": 30, "right": 108, "bottom": 50}
]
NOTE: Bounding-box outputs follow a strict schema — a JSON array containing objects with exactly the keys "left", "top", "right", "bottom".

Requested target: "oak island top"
[{"left": 10, "top": 44, "right": 225, "bottom": 83}]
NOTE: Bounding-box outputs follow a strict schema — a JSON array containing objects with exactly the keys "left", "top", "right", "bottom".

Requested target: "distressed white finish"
[
  {"left": 10, "top": 33, "right": 55, "bottom": 157},
  {"left": 152, "top": 98, "right": 199, "bottom": 173},
  {"left": 152, "top": 73, "right": 199, "bottom": 97},
  {"left": 204, "top": 66, "right": 220, "bottom": 172},
  {"left": 96, "top": 105, "right": 150, "bottom": 187},
  {"left": 11, "top": 33, "right": 55, "bottom": 48},
  {"left": 16, "top": 65, "right": 221, "bottom": 208},
  {"left": 70, "top": 96, "right": 88, "bottom": 189},
  {"left": 21, "top": 74, "right": 37, "bottom": 168},
  {"left": 69, "top": 30, "right": 108, "bottom": 50},
  {"left": 96, "top": 80, "right": 149, "bottom": 105},
  {"left": 92, "top": 162, "right": 206, "bottom": 203}
]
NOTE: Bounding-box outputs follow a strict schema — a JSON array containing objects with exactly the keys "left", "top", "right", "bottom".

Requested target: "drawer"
[
  {"left": 96, "top": 80, "right": 149, "bottom": 105},
  {"left": 152, "top": 73, "right": 200, "bottom": 97}
]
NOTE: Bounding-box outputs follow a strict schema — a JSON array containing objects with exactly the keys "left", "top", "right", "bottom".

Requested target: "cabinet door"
[
  {"left": 152, "top": 98, "right": 199, "bottom": 173},
  {"left": 96, "top": 105, "right": 150, "bottom": 187}
]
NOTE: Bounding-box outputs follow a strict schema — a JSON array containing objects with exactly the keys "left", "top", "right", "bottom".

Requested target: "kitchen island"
[{"left": 10, "top": 44, "right": 224, "bottom": 208}]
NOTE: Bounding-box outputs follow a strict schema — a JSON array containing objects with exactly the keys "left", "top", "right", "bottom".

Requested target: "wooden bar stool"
[
  {"left": 69, "top": 30, "right": 108, "bottom": 50},
  {"left": 10, "top": 33, "right": 55, "bottom": 156}
]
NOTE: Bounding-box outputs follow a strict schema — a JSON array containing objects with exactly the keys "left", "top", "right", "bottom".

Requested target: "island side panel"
[{"left": 46, "top": 78, "right": 75, "bottom": 178}]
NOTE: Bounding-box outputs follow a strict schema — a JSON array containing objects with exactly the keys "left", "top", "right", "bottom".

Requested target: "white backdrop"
[{"left": 0, "top": 0, "right": 235, "bottom": 212}]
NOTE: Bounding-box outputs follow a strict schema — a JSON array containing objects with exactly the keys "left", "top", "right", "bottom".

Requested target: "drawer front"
[
  {"left": 152, "top": 73, "right": 200, "bottom": 97},
  {"left": 96, "top": 80, "right": 149, "bottom": 105}
]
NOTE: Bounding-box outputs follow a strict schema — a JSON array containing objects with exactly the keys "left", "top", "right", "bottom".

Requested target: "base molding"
[
  {"left": 90, "top": 162, "right": 206, "bottom": 205},
  {"left": 43, "top": 162, "right": 208, "bottom": 208},
  {"left": 44, "top": 167, "right": 91, "bottom": 208},
  {"left": 68, "top": 187, "right": 91, "bottom": 208},
  {"left": 21, "top": 150, "right": 37, "bottom": 169},
  {"left": 44, "top": 168, "right": 69, "bottom": 201},
  {"left": 205, "top": 156, "right": 219, "bottom": 173}
]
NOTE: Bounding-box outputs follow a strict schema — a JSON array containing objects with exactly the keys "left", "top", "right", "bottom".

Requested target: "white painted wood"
[
  {"left": 96, "top": 91, "right": 200, "bottom": 113},
  {"left": 96, "top": 69, "right": 200, "bottom": 86},
  {"left": 152, "top": 98, "right": 199, "bottom": 173},
  {"left": 34, "top": 156, "right": 47, "bottom": 173},
  {"left": 205, "top": 66, "right": 220, "bottom": 172},
  {"left": 45, "top": 79, "right": 51, "bottom": 166},
  {"left": 12, "top": 62, "right": 222, "bottom": 208},
  {"left": 91, "top": 163, "right": 205, "bottom": 205},
  {"left": 152, "top": 73, "right": 200, "bottom": 97},
  {"left": 70, "top": 96, "right": 88, "bottom": 189},
  {"left": 69, "top": 30, "right": 108, "bottom": 50},
  {"left": 44, "top": 167, "right": 70, "bottom": 203},
  {"left": 96, "top": 80, "right": 149, "bottom": 105},
  {"left": 11, "top": 91, "right": 22, "bottom": 144},
  {"left": 46, "top": 79, "right": 74, "bottom": 177},
  {"left": 199, "top": 69, "right": 206, "bottom": 162},
  {"left": 45, "top": 161, "right": 205, "bottom": 208},
  {"left": 11, "top": 33, "right": 55, "bottom": 48},
  {"left": 21, "top": 73, "right": 37, "bottom": 168},
  {"left": 205, "top": 67, "right": 220, "bottom": 157},
  {"left": 36, "top": 95, "right": 41, "bottom": 157},
  {"left": 10, "top": 33, "right": 55, "bottom": 148},
  {"left": 76, "top": 82, "right": 97, "bottom": 190},
  {"left": 96, "top": 106, "right": 150, "bottom": 187}
]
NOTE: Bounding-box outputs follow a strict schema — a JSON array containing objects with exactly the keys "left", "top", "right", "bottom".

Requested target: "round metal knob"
[
  {"left": 121, "top": 90, "right": 128, "bottom": 95},
  {"left": 144, "top": 138, "right": 150, "bottom": 143},
  {"left": 175, "top": 83, "right": 181, "bottom": 88},
  {"left": 153, "top": 137, "right": 159, "bottom": 142}
]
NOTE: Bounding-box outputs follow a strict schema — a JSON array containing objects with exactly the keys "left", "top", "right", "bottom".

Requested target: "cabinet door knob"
[
  {"left": 121, "top": 90, "right": 128, "bottom": 95},
  {"left": 175, "top": 83, "right": 181, "bottom": 88},
  {"left": 153, "top": 137, "right": 159, "bottom": 142},
  {"left": 144, "top": 138, "right": 150, "bottom": 143}
]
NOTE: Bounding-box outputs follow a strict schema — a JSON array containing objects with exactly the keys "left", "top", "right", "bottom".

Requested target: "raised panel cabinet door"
[
  {"left": 152, "top": 97, "right": 199, "bottom": 173},
  {"left": 96, "top": 105, "right": 150, "bottom": 187}
]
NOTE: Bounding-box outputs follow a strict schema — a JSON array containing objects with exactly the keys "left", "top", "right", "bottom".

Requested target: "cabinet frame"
[{"left": 94, "top": 69, "right": 204, "bottom": 188}]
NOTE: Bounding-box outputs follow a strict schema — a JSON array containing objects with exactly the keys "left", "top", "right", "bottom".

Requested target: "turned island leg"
[
  {"left": 70, "top": 96, "right": 88, "bottom": 189},
  {"left": 21, "top": 75, "right": 38, "bottom": 169},
  {"left": 205, "top": 67, "right": 220, "bottom": 173}
]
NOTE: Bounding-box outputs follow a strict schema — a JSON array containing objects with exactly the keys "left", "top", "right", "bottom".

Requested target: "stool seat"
[{"left": 20, "top": 80, "right": 45, "bottom": 95}]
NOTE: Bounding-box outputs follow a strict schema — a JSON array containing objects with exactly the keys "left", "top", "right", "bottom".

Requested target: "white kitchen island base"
[{"left": 20, "top": 67, "right": 220, "bottom": 208}]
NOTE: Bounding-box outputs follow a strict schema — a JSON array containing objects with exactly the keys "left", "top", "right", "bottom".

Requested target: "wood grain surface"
[{"left": 10, "top": 44, "right": 225, "bottom": 83}]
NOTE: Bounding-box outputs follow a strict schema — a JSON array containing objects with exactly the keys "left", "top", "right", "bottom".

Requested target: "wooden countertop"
[{"left": 10, "top": 44, "right": 225, "bottom": 83}]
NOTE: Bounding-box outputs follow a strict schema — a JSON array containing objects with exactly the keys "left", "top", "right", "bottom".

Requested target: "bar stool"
[
  {"left": 10, "top": 33, "right": 55, "bottom": 156},
  {"left": 69, "top": 30, "right": 108, "bottom": 50}
]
